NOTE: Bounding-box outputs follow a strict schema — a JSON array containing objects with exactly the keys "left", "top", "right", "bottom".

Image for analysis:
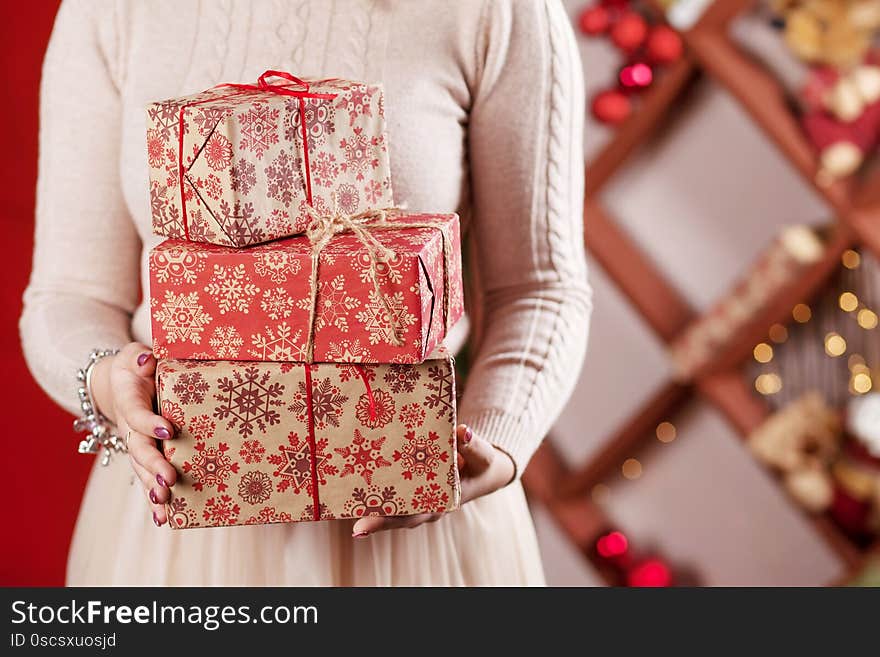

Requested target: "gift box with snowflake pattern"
[
  {"left": 149, "top": 212, "right": 462, "bottom": 364},
  {"left": 146, "top": 73, "right": 393, "bottom": 247},
  {"left": 156, "top": 349, "right": 460, "bottom": 528}
]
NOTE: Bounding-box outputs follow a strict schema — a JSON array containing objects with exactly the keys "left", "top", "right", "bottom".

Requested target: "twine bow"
[
  {"left": 302, "top": 197, "right": 406, "bottom": 363},
  {"left": 301, "top": 196, "right": 455, "bottom": 363}
]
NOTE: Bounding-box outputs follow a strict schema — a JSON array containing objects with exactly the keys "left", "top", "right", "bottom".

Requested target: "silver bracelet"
[{"left": 73, "top": 348, "right": 126, "bottom": 466}]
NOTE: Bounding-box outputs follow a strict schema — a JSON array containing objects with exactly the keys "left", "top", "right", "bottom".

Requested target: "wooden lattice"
[{"left": 521, "top": 0, "right": 880, "bottom": 585}]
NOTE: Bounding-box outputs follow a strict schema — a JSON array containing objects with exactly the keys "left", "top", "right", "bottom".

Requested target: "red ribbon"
[
  {"left": 176, "top": 70, "right": 336, "bottom": 241},
  {"left": 302, "top": 364, "right": 322, "bottom": 520},
  {"left": 302, "top": 363, "right": 377, "bottom": 521}
]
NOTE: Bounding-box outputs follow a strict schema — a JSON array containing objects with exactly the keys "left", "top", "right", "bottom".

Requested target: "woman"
[{"left": 21, "top": 0, "right": 590, "bottom": 586}]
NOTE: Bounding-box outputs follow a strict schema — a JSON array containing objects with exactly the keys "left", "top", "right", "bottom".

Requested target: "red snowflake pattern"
[
  {"left": 230, "top": 158, "right": 257, "bottom": 195},
  {"left": 203, "top": 495, "right": 240, "bottom": 526},
  {"left": 267, "top": 432, "right": 338, "bottom": 495},
  {"left": 300, "top": 504, "right": 334, "bottom": 521},
  {"left": 185, "top": 208, "right": 219, "bottom": 244},
  {"left": 338, "top": 127, "right": 381, "bottom": 181},
  {"left": 446, "top": 461, "right": 459, "bottom": 490},
  {"left": 147, "top": 128, "right": 165, "bottom": 168},
  {"left": 343, "top": 486, "right": 404, "bottom": 518},
  {"left": 182, "top": 441, "right": 239, "bottom": 492},
  {"left": 150, "top": 181, "right": 183, "bottom": 239},
  {"left": 245, "top": 506, "right": 293, "bottom": 525},
  {"left": 364, "top": 179, "right": 385, "bottom": 205},
  {"left": 288, "top": 377, "right": 348, "bottom": 430},
  {"left": 187, "top": 413, "right": 216, "bottom": 439},
  {"left": 355, "top": 389, "right": 395, "bottom": 429},
  {"left": 265, "top": 150, "right": 302, "bottom": 205},
  {"left": 214, "top": 366, "right": 285, "bottom": 437},
  {"left": 265, "top": 208, "right": 293, "bottom": 237},
  {"left": 335, "top": 84, "right": 375, "bottom": 126},
  {"left": 384, "top": 365, "right": 420, "bottom": 393},
  {"left": 237, "top": 102, "right": 280, "bottom": 159},
  {"left": 411, "top": 483, "right": 449, "bottom": 513},
  {"left": 393, "top": 430, "right": 448, "bottom": 481},
  {"left": 204, "top": 132, "right": 233, "bottom": 171},
  {"left": 423, "top": 364, "right": 455, "bottom": 422},
  {"left": 239, "top": 439, "right": 265, "bottom": 464},
  {"left": 147, "top": 99, "right": 182, "bottom": 140},
  {"left": 336, "top": 183, "right": 359, "bottom": 214},
  {"left": 238, "top": 470, "right": 273, "bottom": 505},
  {"left": 193, "top": 104, "right": 227, "bottom": 136},
  {"left": 217, "top": 199, "right": 265, "bottom": 247},
  {"left": 194, "top": 173, "right": 223, "bottom": 200},
  {"left": 168, "top": 497, "right": 200, "bottom": 529},
  {"left": 287, "top": 97, "right": 336, "bottom": 150},
  {"left": 172, "top": 372, "right": 209, "bottom": 405},
  {"left": 161, "top": 400, "right": 185, "bottom": 430},
  {"left": 397, "top": 403, "right": 426, "bottom": 430},
  {"left": 327, "top": 339, "right": 373, "bottom": 370},
  {"left": 334, "top": 429, "right": 391, "bottom": 485},
  {"left": 311, "top": 151, "right": 339, "bottom": 188}
]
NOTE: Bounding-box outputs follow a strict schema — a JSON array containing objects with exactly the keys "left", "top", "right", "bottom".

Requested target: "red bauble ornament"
[
  {"left": 619, "top": 62, "right": 654, "bottom": 89},
  {"left": 591, "top": 89, "right": 632, "bottom": 124},
  {"left": 646, "top": 25, "right": 683, "bottom": 64},
  {"left": 610, "top": 11, "right": 648, "bottom": 52},
  {"left": 578, "top": 5, "right": 611, "bottom": 35},
  {"left": 626, "top": 558, "right": 673, "bottom": 587},
  {"left": 596, "top": 531, "right": 629, "bottom": 558}
]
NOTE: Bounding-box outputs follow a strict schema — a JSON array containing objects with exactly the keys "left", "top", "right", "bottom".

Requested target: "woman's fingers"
[
  {"left": 351, "top": 512, "right": 440, "bottom": 537},
  {"left": 113, "top": 368, "right": 175, "bottom": 440},
  {"left": 127, "top": 429, "right": 177, "bottom": 490},
  {"left": 130, "top": 458, "right": 168, "bottom": 526},
  {"left": 118, "top": 342, "right": 157, "bottom": 378},
  {"left": 457, "top": 424, "right": 494, "bottom": 473}
]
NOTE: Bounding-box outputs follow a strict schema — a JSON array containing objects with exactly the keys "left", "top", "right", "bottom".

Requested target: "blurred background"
[{"left": 3, "top": 0, "right": 880, "bottom": 586}]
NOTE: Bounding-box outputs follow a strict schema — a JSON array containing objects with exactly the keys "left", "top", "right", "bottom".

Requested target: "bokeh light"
[
  {"left": 792, "top": 304, "right": 812, "bottom": 323},
  {"left": 824, "top": 332, "right": 847, "bottom": 357},
  {"left": 656, "top": 421, "right": 676, "bottom": 443},
  {"left": 622, "top": 458, "right": 642, "bottom": 480},
  {"left": 753, "top": 342, "right": 773, "bottom": 363}
]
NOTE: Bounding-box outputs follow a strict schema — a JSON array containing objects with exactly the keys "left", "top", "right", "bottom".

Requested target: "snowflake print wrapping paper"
[
  {"left": 156, "top": 349, "right": 460, "bottom": 529},
  {"left": 149, "top": 213, "right": 463, "bottom": 364},
  {"left": 146, "top": 75, "right": 393, "bottom": 247}
]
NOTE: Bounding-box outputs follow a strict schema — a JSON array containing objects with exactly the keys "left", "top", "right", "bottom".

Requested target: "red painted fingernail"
[
  {"left": 156, "top": 473, "right": 169, "bottom": 488},
  {"left": 352, "top": 531, "right": 370, "bottom": 538},
  {"left": 137, "top": 352, "right": 152, "bottom": 367},
  {"left": 463, "top": 426, "right": 473, "bottom": 445},
  {"left": 154, "top": 426, "right": 171, "bottom": 439},
  {"left": 153, "top": 512, "right": 162, "bottom": 527},
  {"left": 149, "top": 489, "right": 158, "bottom": 504}
]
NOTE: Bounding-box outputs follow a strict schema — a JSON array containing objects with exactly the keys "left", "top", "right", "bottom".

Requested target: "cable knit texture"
[{"left": 21, "top": 0, "right": 590, "bottom": 586}]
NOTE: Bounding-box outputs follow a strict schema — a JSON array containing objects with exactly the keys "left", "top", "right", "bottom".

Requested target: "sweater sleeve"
[
  {"left": 19, "top": 0, "right": 140, "bottom": 415},
  {"left": 458, "top": 0, "right": 592, "bottom": 477}
]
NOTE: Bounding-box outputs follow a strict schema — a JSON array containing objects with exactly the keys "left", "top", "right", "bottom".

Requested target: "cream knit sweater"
[{"left": 21, "top": 0, "right": 591, "bottom": 477}]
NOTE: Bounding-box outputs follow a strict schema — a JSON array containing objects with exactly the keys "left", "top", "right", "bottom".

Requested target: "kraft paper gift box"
[
  {"left": 146, "top": 71, "right": 393, "bottom": 247},
  {"left": 149, "top": 212, "right": 463, "bottom": 364},
  {"left": 156, "top": 349, "right": 461, "bottom": 528}
]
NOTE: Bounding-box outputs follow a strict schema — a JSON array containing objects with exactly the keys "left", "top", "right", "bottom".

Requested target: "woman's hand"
[
  {"left": 91, "top": 342, "right": 177, "bottom": 526},
  {"left": 351, "top": 424, "right": 515, "bottom": 538}
]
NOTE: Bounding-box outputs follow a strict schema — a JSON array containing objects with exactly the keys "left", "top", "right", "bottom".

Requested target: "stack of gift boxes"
[{"left": 145, "top": 72, "right": 463, "bottom": 529}]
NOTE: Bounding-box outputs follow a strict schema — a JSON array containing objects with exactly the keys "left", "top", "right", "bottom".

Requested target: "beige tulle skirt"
[{"left": 66, "top": 458, "right": 545, "bottom": 586}]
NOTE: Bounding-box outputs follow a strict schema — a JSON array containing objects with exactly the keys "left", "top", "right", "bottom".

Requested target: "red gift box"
[
  {"left": 146, "top": 71, "right": 393, "bottom": 247},
  {"left": 149, "top": 212, "right": 463, "bottom": 364},
  {"left": 156, "top": 350, "right": 461, "bottom": 528}
]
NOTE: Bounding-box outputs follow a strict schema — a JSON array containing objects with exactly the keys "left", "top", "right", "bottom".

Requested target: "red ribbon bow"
[{"left": 176, "top": 70, "right": 336, "bottom": 241}]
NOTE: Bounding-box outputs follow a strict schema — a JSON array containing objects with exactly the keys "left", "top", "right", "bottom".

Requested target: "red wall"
[{"left": 0, "top": 1, "right": 89, "bottom": 586}]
